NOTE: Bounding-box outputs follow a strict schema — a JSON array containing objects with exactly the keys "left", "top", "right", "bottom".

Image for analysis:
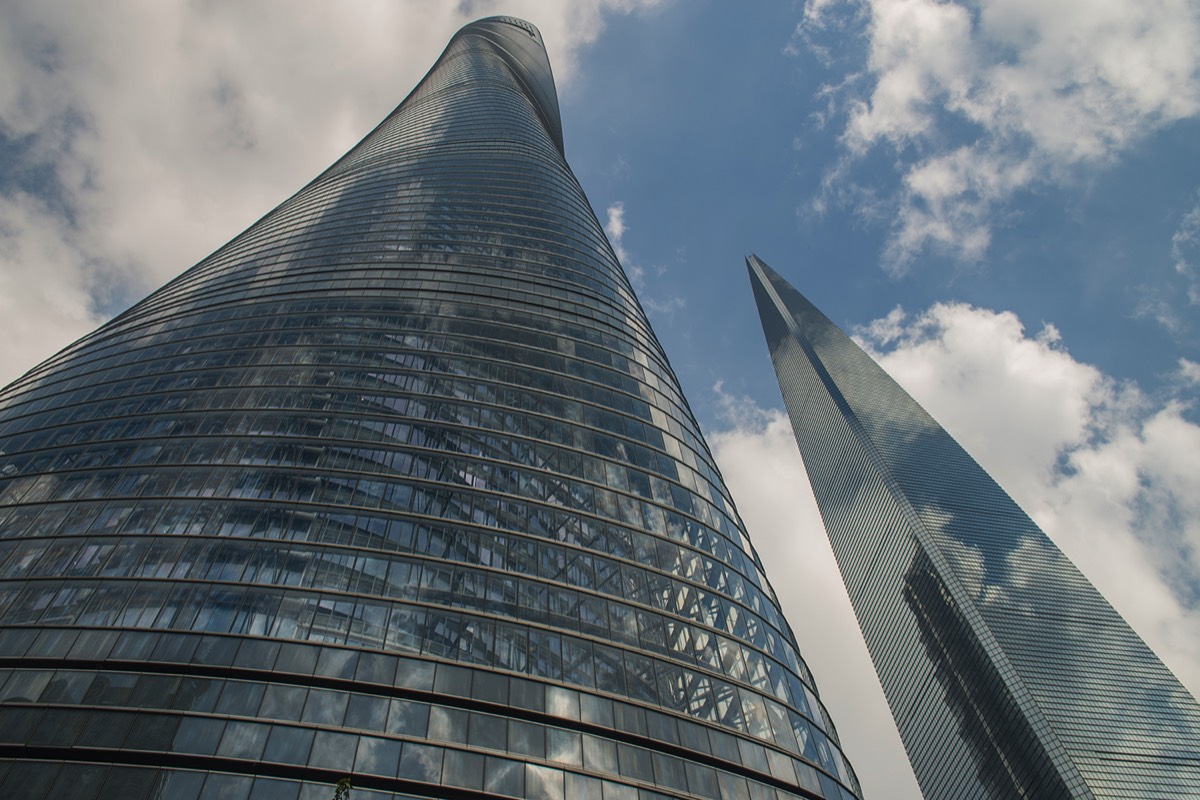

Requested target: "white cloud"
[
  {"left": 0, "top": 192, "right": 111, "bottom": 379},
  {"left": 713, "top": 301, "right": 1200, "bottom": 798},
  {"left": 602, "top": 199, "right": 688, "bottom": 318},
  {"left": 1171, "top": 192, "right": 1200, "bottom": 305},
  {"left": 643, "top": 295, "right": 687, "bottom": 314},
  {"left": 859, "top": 304, "right": 906, "bottom": 345},
  {"left": 803, "top": 0, "right": 1200, "bottom": 266},
  {"left": 1178, "top": 358, "right": 1200, "bottom": 387},
  {"left": 605, "top": 200, "right": 631, "bottom": 267},
  {"left": 1134, "top": 191, "right": 1200, "bottom": 335},
  {"left": 852, "top": 303, "right": 1108, "bottom": 503},
  {"left": 0, "top": 0, "right": 663, "bottom": 387}
]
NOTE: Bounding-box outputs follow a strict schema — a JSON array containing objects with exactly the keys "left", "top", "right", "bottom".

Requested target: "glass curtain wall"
[
  {"left": 0, "top": 19, "right": 861, "bottom": 800},
  {"left": 748, "top": 253, "right": 1200, "bottom": 800}
]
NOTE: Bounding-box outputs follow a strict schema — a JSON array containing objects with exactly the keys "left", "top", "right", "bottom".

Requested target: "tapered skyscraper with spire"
[
  {"left": 747, "top": 254, "right": 1200, "bottom": 800},
  {"left": 0, "top": 19, "right": 862, "bottom": 800}
]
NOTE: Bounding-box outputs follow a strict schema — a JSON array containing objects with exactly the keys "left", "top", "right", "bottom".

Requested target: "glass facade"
[
  {"left": 0, "top": 19, "right": 862, "bottom": 800},
  {"left": 747, "top": 254, "right": 1200, "bottom": 800}
]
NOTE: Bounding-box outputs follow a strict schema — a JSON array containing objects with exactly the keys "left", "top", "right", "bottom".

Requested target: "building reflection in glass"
[
  {"left": 748, "top": 254, "right": 1200, "bottom": 800},
  {"left": 0, "top": 18, "right": 864, "bottom": 800}
]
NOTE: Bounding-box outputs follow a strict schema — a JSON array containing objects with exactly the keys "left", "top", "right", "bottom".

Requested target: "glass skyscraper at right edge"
[{"left": 747, "top": 254, "right": 1200, "bottom": 800}]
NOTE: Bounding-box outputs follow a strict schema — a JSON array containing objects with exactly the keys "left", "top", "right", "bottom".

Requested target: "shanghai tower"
[
  {"left": 747, "top": 254, "right": 1200, "bottom": 800},
  {"left": 0, "top": 18, "right": 861, "bottom": 800}
]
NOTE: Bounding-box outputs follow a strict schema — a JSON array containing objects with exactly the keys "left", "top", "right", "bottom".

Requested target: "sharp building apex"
[{"left": 749, "top": 257, "right": 1200, "bottom": 800}]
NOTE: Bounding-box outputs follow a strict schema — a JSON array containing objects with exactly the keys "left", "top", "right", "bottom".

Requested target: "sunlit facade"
[
  {"left": 0, "top": 19, "right": 862, "bottom": 800},
  {"left": 748, "top": 254, "right": 1200, "bottom": 800}
]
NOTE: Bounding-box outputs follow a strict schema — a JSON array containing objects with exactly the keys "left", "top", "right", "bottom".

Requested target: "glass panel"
[
  {"left": 385, "top": 699, "right": 429, "bottom": 737},
  {"left": 218, "top": 720, "right": 271, "bottom": 760},
  {"left": 546, "top": 728, "right": 582, "bottom": 766},
  {"left": 159, "top": 771, "right": 207, "bottom": 800},
  {"left": 508, "top": 719, "right": 546, "bottom": 759},
  {"left": 216, "top": 682, "right": 266, "bottom": 716},
  {"left": 309, "top": 730, "right": 358, "bottom": 771},
  {"left": 199, "top": 773, "right": 253, "bottom": 800},
  {"left": 125, "top": 713, "right": 181, "bottom": 750},
  {"left": 260, "top": 685, "right": 307, "bottom": 722},
  {"left": 302, "top": 690, "right": 349, "bottom": 726},
  {"left": 41, "top": 671, "right": 93, "bottom": 703},
  {"left": 484, "top": 758, "right": 528, "bottom": 800},
  {"left": 48, "top": 763, "right": 108, "bottom": 800},
  {"left": 442, "top": 749, "right": 485, "bottom": 790},
  {"left": 99, "top": 767, "right": 159, "bottom": 798},
  {"left": 174, "top": 717, "right": 226, "bottom": 756},
  {"left": 345, "top": 694, "right": 388, "bottom": 731},
  {"left": 355, "top": 735, "right": 402, "bottom": 777},
  {"left": 428, "top": 706, "right": 469, "bottom": 744},
  {"left": 249, "top": 778, "right": 301, "bottom": 800},
  {"left": 583, "top": 734, "right": 618, "bottom": 774},
  {"left": 398, "top": 742, "right": 444, "bottom": 783},
  {"left": 263, "top": 726, "right": 315, "bottom": 765},
  {"left": 526, "top": 764, "right": 565, "bottom": 800},
  {"left": 30, "top": 708, "right": 86, "bottom": 746},
  {"left": 566, "top": 773, "right": 604, "bottom": 800},
  {"left": 355, "top": 653, "right": 397, "bottom": 686}
]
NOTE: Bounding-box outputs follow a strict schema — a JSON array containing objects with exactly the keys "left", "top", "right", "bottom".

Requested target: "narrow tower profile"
[
  {"left": 748, "top": 253, "right": 1200, "bottom": 800},
  {"left": 0, "top": 19, "right": 863, "bottom": 800}
]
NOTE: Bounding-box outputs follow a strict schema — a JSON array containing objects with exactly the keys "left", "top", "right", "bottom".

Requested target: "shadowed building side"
[{"left": 747, "top": 253, "right": 1200, "bottom": 800}]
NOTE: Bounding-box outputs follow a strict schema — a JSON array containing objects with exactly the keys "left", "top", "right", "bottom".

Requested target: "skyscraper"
[
  {"left": 747, "top": 253, "right": 1200, "bottom": 800},
  {"left": 0, "top": 18, "right": 861, "bottom": 800}
]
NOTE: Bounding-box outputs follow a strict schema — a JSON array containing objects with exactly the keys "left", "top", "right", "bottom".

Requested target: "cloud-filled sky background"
[{"left": 2, "top": 2, "right": 1199, "bottom": 798}]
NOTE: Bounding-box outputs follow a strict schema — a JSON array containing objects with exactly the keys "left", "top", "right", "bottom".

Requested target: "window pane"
[
  {"left": 263, "top": 726, "right": 315, "bottom": 765},
  {"left": 309, "top": 730, "right": 358, "bottom": 770},
  {"left": 526, "top": 764, "right": 565, "bottom": 800},
  {"left": 173, "top": 717, "right": 225, "bottom": 756},
  {"left": 485, "top": 756, "right": 525, "bottom": 798},
  {"left": 218, "top": 720, "right": 270, "bottom": 759},
  {"left": 398, "top": 742, "right": 444, "bottom": 783},
  {"left": 386, "top": 699, "right": 429, "bottom": 736},
  {"left": 442, "top": 749, "right": 485, "bottom": 790},
  {"left": 355, "top": 735, "right": 402, "bottom": 777}
]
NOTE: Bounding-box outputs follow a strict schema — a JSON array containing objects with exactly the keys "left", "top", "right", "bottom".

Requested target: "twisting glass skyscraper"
[
  {"left": 0, "top": 19, "right": 861, "bottom": 800},
  {"left": 747, "top": 254, "right": 1200, "bottom": 800}
]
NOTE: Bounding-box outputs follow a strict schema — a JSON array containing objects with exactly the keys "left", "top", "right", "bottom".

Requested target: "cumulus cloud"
[
  {"left": 643, "top": 295, "right": 687, "bottom": 315},
  {"left": 603, "top": 199, "right": 686, "bottom": 318},
  {"left": 0, "top": 0, "right": 663, "bottom": 386},
  {"left": 800, "top": 0, "right": 1200, "bottom": 268},
  {"left": 0, "top": 192, "right": 111, "bottom": 375},
  {"left": 1172, "top": 194, "right": 1200, "bottom": 281},
  {"left": 713, "top": 301, "right": 1200, "bottom": 798},
  {"left": 1178, "top": 358, "right": 1200, "bottom": 387},
  {"left": 605, "top": 201, "right": 632, "bottom": 267},
  {"left": 1134, "top": 191, "right": 1200, "bottom": 336},
  {"left": 1170, "top": 192, "right": 1200, "bottom": 305}
]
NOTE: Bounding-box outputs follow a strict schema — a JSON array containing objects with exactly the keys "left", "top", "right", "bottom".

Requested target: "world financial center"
[
  {"left": 748, "top": 255, "right": 1200, "bottom": 800},
  {"left": 0, "top": 18, "right": 862, "bottom": 800}
]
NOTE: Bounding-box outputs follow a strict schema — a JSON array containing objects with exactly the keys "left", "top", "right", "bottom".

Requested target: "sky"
[{"left": 2, "top": 2, "right": 1199, "bottom": 799}]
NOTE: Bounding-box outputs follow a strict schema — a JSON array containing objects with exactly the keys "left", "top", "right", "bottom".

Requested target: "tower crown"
[{"left": 451, "top": 16, "right": 565, "bottom": 155}]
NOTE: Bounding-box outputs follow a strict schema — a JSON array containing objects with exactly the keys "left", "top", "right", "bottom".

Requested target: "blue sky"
[{"left": 2, "top": 2, "right": 1199, "bottom": 798}]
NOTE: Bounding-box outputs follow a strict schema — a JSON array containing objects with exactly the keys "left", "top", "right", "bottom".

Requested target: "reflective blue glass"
[
  {"left": 749, "top": 254, "right": 1200, "bottom": 800},
  {"left": 0, "top": 18, "right": 859, "bottom": 800}
]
